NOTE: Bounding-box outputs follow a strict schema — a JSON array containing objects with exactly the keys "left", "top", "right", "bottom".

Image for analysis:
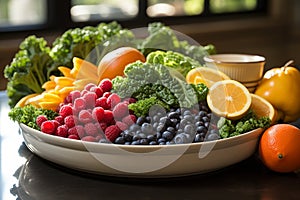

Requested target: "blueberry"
[
  {"left": 136, "top": 116, "right": 146, "bottom": 126},
  {"left": 168, "top": 111, "right": 180, "bottom": 119},
  {"left": 147, "top": 134, "right": 156, "bottom": 141},
  {"left": 139, "top": 138, "right": 149, "bottom": 145},
  {"left": 202, "top": 116, "right": 210, "bottom": 122},
  {"left": 115, "top": 137, "right": 125, "bottom": 144},
  {"left": 183, "top": 110, "right": 192, "bottom": 116},
  {"left": 206, "top": 133, "right": 220, "bottom": 141},
  {"left": 158, "top": 137, "right": 166, "bottom": 143},
  {"left": 132, "top": 134, "right": 141, "bottom": 141},
  {"left": 156, "top": 124, "right": 166, "bottom": 133},
  {"left": 194, "top": 134, "right": 204, "bottom": 143},
  {"left": 149, "top": 141, "right": 158, "bottom": 145},
  {"left": 162, "top": 131, "right": 174, "bottom": 141},
  {"left": 167, "top": 126, "right": 176, "bottom": 134},
  {"left": 184, "top": 124, "right": 196, "bottom": 134},
  {"left": 174, "top": 133, "right": 189, "bottom": 144},
  {"left": 184, "top": 114, "right": 194, "bottom": 122},
  {"left": 198, "top": 110, "right": 206, "bottom": 118},
  {"left": 196, "top": 125, "right": 207, "bottom": 134},
  {"left": 129, "top": 124, "right": 140, "bottom": 132},
  {"left": 131, "top": 141, "right": 140, "bottom": 145},
  {"left": 141, "top": 123, "right": 154, "bottom": 135},
  {"left": 138, "top": 133, "right": 147, "bottom": 139}
]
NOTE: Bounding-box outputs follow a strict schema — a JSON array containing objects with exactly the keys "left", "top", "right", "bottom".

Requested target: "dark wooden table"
[{"left": 1, "top": 91, "right": 300, "bottom": 200}]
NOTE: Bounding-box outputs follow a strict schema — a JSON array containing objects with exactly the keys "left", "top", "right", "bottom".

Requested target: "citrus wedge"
[
  {"left": 207, "top": 80, "right": 251, "bottom": 120},
  {"left": 186, "top": 67, "right": 230, "bottom": 88},
  {"left": 250, "top": 94, "right": 277, "bottom": 124}
]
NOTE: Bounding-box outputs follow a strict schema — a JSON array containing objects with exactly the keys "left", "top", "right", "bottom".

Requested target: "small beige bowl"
[{"left": 204, "top": 54, "right": 265, "bottom": 92}]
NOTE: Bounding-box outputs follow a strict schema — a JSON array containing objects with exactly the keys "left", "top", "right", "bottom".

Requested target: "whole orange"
[
  {"left": 97, "top": 47, "right": 146, "bottom": 82},
  {"left": 259, "top": 124, "right": 300, "bottom": 173}
]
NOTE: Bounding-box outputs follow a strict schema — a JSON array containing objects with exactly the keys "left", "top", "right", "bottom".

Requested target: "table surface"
[{"left": 1, "top": 91, "right": 300, "bottom": 200}]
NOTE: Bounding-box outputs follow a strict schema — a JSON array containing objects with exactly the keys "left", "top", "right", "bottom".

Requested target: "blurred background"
[{"left": 0, "top": 0, "right": 299, "bottom": 90}]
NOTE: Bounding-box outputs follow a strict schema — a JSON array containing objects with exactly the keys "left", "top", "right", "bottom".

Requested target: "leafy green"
[
  {"left": 146, "top": 50, "right": 201, "bottom": 77},
  {"left": 8, "top": 104, "right": 58, "bottom": 130},
  {"left": 217, "top": 110, "right": 271, "bottom": 139},
  {"left": 128, "top": 97, "right": 169, "bottom": 117},
  {"left": 190, "top": 83, "right": 209, "bottom": 102},
  {"left": 49, "top": 21, "right": 135, "bottom": 74},
  {"left": 112, "top": 61, "right": 198, "bottom": 109},
  {"left": 138, "top": 22, "right": 216, "bottom": 64},
  {"left": 4, "top": 36, "right": 53, "bottom": 108}
]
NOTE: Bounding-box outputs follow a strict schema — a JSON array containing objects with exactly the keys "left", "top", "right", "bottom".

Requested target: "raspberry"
[
  {"left": 95, "top": 97, "right": 109, "bottom": 109},
  {"left": 98, "top": 122, "right": 107, "bottom": 131},
  {"left": 64, "top": 115, "right": 78, "bottom": 128},
  {"left": 81, "top": 136, "right": 97, "bottom": 142},
  {"left": 105, "top": 125, "right": 121, "bottom": 142},
  {"left": 36, "top": 115, "right": 48, "bottom": 127},
  {"left": 103, "top": 92, "right": 111, "bottom": 98},
  {"left": 107, "top": 93, "right": 121, "bottom": 109},
  {"left": 54, "top": 115, "right": 64, "bottom": 125},
  {"left": 90, "top": 86, "right": 104, "bottom": 98},
  {"left": 41, "top": 120, "right": 56, "bottom": 134},
  {"left": 68, "top": 134, "right": 80, "bottom": 140},
  {"left": 84, "top": 83, "right": 97, "bottom": 91},
  {"left": 80, "top": 89, "right": 89, "bottom": 97},
  {"left": 64, "top": 90, "right": 81, "bottom": 104},
  {"left": 116, "top": 121, "right": 128, "bottom": 131},
  {"left": 59, "top": 105, "right": 73, "bottom": 118},
  {"left": 52, "top": 120, "right": 60, "bottom": 129},
  {"left": 84, "top": 122, "right": 98, "bottom": 136},
  {"left": 73, "top": 98, "right": 86, "bottom": 111},
  {"left": 56, "top": 125, "right": 68, "bottom": 137},
  {"left": 78, "top": 110, "right": 93, "bottom": 124},
  {"left": 68, "top": 125, "right": 85, "bottom": 138},
  {"left": 92, "top": 107, "right": 105, "bottom": 122},
  {"left": 122, "top": 114, "right": 137, "bottom": 126},
  {"left": 83, "top": 92, "right": 97, "bottom": 108},
  {"left": 112, "top": 102, "right": 129, "bottom": 120},
  {"left": 123, "top": 97, "right": 137, "bottom": 104},
  {"left": 103, "top": 110, "right": 114, "bottom": 124},
  {"left": 99, "top": 78, "right": 112, "bottom": 92}
]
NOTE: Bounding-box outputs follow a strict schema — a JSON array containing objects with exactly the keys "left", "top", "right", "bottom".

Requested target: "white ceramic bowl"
[
  {"left": 19, "top": 92, "right": 274, "bottom": 178},
  {"left": 20, "top": 123, "right": 263, "bottom": 178},
  {"left": 204, "top": 54, "right": 265, "bottom": 92}
]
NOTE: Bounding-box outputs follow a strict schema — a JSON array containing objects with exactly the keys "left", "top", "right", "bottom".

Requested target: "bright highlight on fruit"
[
  {"left": 259, "top": 124, "right": 300, "bottom": 173},
  {"left": 186, "top": 67, "right": 230, "bottom": 88},
  {"left": 207, "top": 80, "right": 251, "bottom": 120}
]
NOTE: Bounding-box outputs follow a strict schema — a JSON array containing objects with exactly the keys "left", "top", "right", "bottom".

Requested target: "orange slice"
[
  {"left": 250, "top": 94, "right": 277, "bottom": 124},
  {"left": 207, "top": 80, "right": 251, "bottom": 120},
  {"left": 186, "top": 67, "right": 230, "bottom": 88}
]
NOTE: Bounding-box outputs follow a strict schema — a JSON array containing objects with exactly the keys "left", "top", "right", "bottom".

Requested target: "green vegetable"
[
  {"left": 146, "top": 50, "right": 201, "bottom": 77},
  {"left": 138, "top": 22, "right": 216, "bottom": 64},
  {"left": 128, "top": 97, "right": 169, "bottom": 117},
  {"left": 190, "top": 83, "right": 209, "bottom": 102},
  {"left": 4, "top": 36, "right": 53, "bottom": 108},
  {"left": 217, "top": 110, "right": 271, "bottom": 138},
  {"left": 112, "top": 61, "right": 198, "bottom": 109},
  {"left": 8, "top": 104, "right": 58, "bottom": 130},
  {"left": 133, "top": 84, "right": 179, "bottom": 107},
  {"left": 49, "top": 21, "right": 135, "bottom": 73}
]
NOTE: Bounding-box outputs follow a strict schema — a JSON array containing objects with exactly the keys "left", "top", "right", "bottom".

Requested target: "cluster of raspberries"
[{"left": 36, "top": 79, "right": 137, "bottom": 142}]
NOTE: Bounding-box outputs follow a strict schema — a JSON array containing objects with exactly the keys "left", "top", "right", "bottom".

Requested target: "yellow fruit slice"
[
  {"left": 207, "top": 80, "right": 251, "bottom": 120},
  {"left": 250, "top": 94, "right": 277, "bottom": 124},
  {"left": 15, "top": 93, "right": 40, "bottom": 107},
  {"left": 186, "top": 67, "right": 230, "bottom": 88}
]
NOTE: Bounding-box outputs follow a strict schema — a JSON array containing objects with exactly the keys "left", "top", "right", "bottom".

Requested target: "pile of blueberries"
[{"left": 105, "top": 101, "right": 221, "bottom": 145}]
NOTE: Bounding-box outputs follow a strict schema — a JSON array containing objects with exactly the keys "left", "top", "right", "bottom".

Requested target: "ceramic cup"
[{"left": 203, "top": 54, "right": 265, "bottom": 92}]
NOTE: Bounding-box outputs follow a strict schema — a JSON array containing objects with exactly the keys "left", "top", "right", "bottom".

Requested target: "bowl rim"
[
  {"left": 204, "top": 54, "right": 266, "bottom": 64},
  {"left": 20, "top": 123, "right": 263, "bottom": 155}
]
